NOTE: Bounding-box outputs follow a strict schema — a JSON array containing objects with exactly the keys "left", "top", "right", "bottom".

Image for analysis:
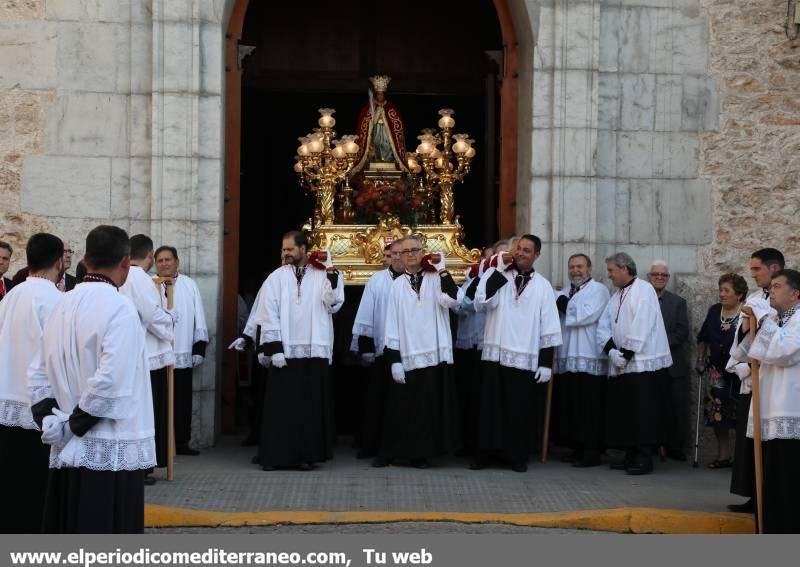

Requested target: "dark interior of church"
[{"left": 235, "top": 0, "right": 503, "bottom": 436}]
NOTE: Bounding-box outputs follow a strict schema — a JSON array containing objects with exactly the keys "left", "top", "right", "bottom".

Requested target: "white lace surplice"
[
  {"left": 257, "top": 265, "right": 344, "bottom": 364},
  {"left": 30, "top": 282, "right": 156, "bottom": 471},
  {"left": 596, "top": 278, "right": 672, "bottom": 376},
  {"left": 475, "top": 268, "right": 562, "bottom": 372},
  {"left": 351, "top": 269, "right": 395, "bottom": 356},
  {"left": 165, "top": 274, "right": 208, "bottom": 369},
  {"left": 120, "top": 265, "right": 174, "bottom": 371},
  {"left": 384, "top": 272, "right": 456, "bottom": 371},
  {"left": 555, "top": 280, "right": 610, "bottom": 376},
  {"left": 0, "top": 278, "right": 63, "bottom": 430}
]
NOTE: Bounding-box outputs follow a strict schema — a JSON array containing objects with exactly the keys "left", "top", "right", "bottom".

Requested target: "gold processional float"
[{"left": 295, "top": 75, "right": 481, "bottom": 285}]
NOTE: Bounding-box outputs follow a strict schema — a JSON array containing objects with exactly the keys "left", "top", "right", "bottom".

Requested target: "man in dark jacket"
[
  {"left": 0, "top": 241, "right": 13, "bottom": 301},
  {"left": 648, "top": 260, "right": 689, "bottom": 461}
]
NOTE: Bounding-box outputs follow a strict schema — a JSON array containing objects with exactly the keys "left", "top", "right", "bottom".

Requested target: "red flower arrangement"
[{"left": 353, "top": 180, "right": 422, "bottom": 216}]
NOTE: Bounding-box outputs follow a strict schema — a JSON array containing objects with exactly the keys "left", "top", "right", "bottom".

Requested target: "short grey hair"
[
  {"left": 649, "top": 259, "right": 669, "bottom": 273},
  {"left": 605, "top": 252, "right": 637, "bottom": 277},
  {"left": 397, "top": 234, "right": 423, "bottom": 248}
]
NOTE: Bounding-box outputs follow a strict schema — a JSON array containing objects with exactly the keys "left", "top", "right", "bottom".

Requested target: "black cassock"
[{"left": 0, "top": 424, "right": 50, "bottom": 533}]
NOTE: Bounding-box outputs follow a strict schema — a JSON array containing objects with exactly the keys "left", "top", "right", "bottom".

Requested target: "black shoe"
[
  {"left": 609, "top": 461, "right": 628, "bottom": 470},
  {"left": 468, "top": 460, "right": 486, "bottom": 470},
  {"left": 177, "top": 445, "right": 200, "bottom": 456},
  {"left": 356, "top": 449, "right": 377, "bottom": 459},
  {"left": 372, "top": 457, "right": 391, "bottom": 468},
  {"left": 261, "top": 465, "right": 274, "bottom": 471},
  {"left": 511, "top": 462, "right": 528, "bottom": 473},
  {"left": 241, "top": 436, "right": 258, "bottom": 447},
  {"left": 728, "top": 499, "right": 754, "bottom": 513},
  {"left": 250, "top": 455, "right": 260, "bottom": 465},
  {"left": 411, "top": 458, "right": 430, "bottom": 469},
  {"left": 144, "top": 476, "right": 157, "bottom": 486},
  {"left": 297, "top": 463, "right": 313, "bottom": 471},
  {"left": 560, "top": 451, "right": 579, "bottom": 463}
]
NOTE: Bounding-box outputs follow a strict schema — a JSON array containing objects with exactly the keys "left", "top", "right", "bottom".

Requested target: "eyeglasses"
[
  {"left": 649, "top": 272, "right": 669, "bottom": 278},
  {"left": 63, "top": 250, "right": 73, "bottom": 256},
  {"left": 399, "top": 248, "right": 422, "bottom": 255}
]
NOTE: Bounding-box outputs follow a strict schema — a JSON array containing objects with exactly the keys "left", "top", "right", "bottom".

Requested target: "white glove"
[
  {"left": 228, "top": 337, "right": 247, "bottom": 351},
  {"left": 166, "top": 309, "right": 178, "bottom": 324},
  {"left": 609, "top": 348, "right": 628, "bottom": 369},
  {"left": 745, "top": 297, "right": 774, "bottom": 322},
  {"left": 41, "top": 408, "right": 73, "bottom": 447},
  {"left": 257, "top": 353, "right": 271, "bottom": 368},
  {"left": 322, "top": 286, "right": 339, "bottom": 307},
  {"left": 361, "top": 353, "right": 376, "bottom": 365},
  {"left": 391, "top": 362, "right": 406, "bottom": 384},
  {"left": 192, "top": 354, "right": 204, "bottom": 367},
  {"left": 431, "top": 254, "right": 446, "bottom": 272},
  {"left": 496, "top": 252, "right": 512, "bottom": 272},
  {"left": 534, "top": 367, "right": 552, "bottom": 384},
  {"left": 732, "top": 362, "right": 751, "bottom": 381},
  {"left": 322, "top": 249, "right": 334, "bottom": 271},
  {"left": 271, "top": 353, "right": 287, "bottom": 368}
]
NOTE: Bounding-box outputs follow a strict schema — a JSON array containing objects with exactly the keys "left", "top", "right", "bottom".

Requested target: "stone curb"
[{"left": 145, "top": 505, "right": 754, "bottom": 534}]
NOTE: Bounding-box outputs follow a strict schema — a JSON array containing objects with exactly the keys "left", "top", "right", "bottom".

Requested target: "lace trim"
[
  {"left": 78, "top": 392, "right": 129, "bottom": 419},
  {"left": 194, "top": 328, "right": 209, "bottom": 343},
  {"left": 149, "top": 352, "right": 176, "bottom": 371},
  {"left": 747, "top": 417, "right": 800, "bottom": 441},
  {"left": 0, "top": 398, "right": 37, "bottom": 430},
  {"left": 29, "top": 384, "right": 53, "bottom": 405},
  {"left": 262, "top": 329, "right": 281, "bottom": 343},
  {"left": 386, "top": 338, "right": 401, "bottom": 351},
  {"left": 352, "top": 323, "right": 374, "bottom": 337},
  {"left": 621, "top": 337, "right": 644, "bottom": 352},
  {"left": 49, "top": 436, "right": 157, "bottom": 471},
  {"left": 540, "top": 332, "right": 562, "bottom": 348},
  {"left": 557, "top": 356, "right": 608, "bottom": 376},
  {"left": 174, "top": 352, "right": 193, "bottom": 368},
  {"left": 285, "top": 344, "right": 332, "bottom": 361},
  {"left": 401, "top": 347, "right": 453, "bottom": 371},
  {"left": 618, "top": 354, "right": 673, "bottom": 374},
  {"left": 482, "top": 345, "right": 540, "bottom": 372}
]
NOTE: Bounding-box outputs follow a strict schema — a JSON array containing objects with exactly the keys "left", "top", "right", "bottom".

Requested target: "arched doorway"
[{"left": 221, "top": 0, "right": 519, "bottom": 433}]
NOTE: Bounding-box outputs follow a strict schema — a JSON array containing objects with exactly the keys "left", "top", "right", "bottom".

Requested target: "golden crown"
[{"left": 369, "top": 75, "right": 391, "bottom": 93}]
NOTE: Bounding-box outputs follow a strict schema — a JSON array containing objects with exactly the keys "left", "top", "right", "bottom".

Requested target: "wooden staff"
[
  {"left": 154, "top": 277, "right": 176, "bottom": 481},
  {"left": 541, "top": 375, "right": 554, "bottom": 463},
  {"left": 744, "top": 305, "right": 764, "bottom": 534}
]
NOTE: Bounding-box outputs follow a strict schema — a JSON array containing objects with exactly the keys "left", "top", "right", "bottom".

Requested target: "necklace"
[
  {"left": 720, "top": 305, "right": 740, "bottom": 331},
  {"left": 614, "top": 279, "right": 635, "bottom": 323},
  {"left": 83, "top": 273, "right": 118, "bottom": 289},
  {"left": 294, "top": 265, "right": 306, "bottom": 304}
]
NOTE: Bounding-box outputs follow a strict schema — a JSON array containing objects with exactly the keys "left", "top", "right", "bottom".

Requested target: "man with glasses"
[
  {"left": 375, "top": 235, "right": 460, "bottom": 469},
  {"left": 58, "top": 242, "right": 77, "bottom": 292},
  {"left": 0, "top": 241, "right": 12, "bottom": 301},
  {"left": 351, "top": 240, "right": 405, "bottom": 459},
  {"left": 647, "top": 260, "right": 690, "bottom": 461}
]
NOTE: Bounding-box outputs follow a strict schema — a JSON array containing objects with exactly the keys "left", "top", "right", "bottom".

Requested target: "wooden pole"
[
  {"left": 750, "top": 323, "right": 764, "bottom": 534},
  {"left": 154, "top": 277, "right": 176, "bottom": 481},
  {"left": 541, "top": 375, "right": 554, "bottom": 463}
]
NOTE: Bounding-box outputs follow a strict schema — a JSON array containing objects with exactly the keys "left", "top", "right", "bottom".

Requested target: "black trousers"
[
  {"left": 730, "top": 393, "right": 754, "bottom": 498},
  {"left": 150, "top": 367, "right": 168, "bottom": 466},
  {"left": 761, "top": 439, "right": 800, "bottom": 533},
  {"left": 0, "top": 425, "right": 51, "bottom": 533},
  {"left": 174, "top": 367, "right": 193, "bottom": 447},
  {"left": 42, "top": 468, "right": 145, "bottom": 534}
]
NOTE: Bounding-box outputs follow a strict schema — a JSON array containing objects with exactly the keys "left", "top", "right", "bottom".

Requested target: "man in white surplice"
[
  {"left": 553, "top": 253, "right": 609, "bottom": 468},
  {"left": 155, "top": 246, "right": 208, "bottom": 456},
  {"left": 0, "top": 233, "right": 64, "bottom": 533},
  {"left": 119, "top": 235, "right": 175, "bottom": 482},
  {"left": 255, "top": 230, "right": 344, "bottom": 470},
  {"left": 471, "top": 234, "right": 562, "bottom": 473},
  {"left": 729, "top": 268, "right": 800, "bottom": 533},
  {"left": 33, "top": 225, "right": 155, "bottom": 533},
  {"left": 375, "top": 235, "right": 460, "bottom": 469},
  {"left": 351, "top": 240, "right": 404, "bottom": 459},
  {"left": 598, "top": 252, "right": 671, "bottom": 476}
]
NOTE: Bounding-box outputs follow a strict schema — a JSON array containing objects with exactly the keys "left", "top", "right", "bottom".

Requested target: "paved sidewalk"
[{"left": 145, "top": 437, "right": 746, "bottom": 515}]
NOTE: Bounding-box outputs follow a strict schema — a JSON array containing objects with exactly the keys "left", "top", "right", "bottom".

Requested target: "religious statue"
[{"left": 352, "top": 75, "right": 409, "bottom": 174}]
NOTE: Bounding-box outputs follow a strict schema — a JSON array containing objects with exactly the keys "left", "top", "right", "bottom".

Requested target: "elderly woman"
[{"left": 696, "top": 273, "right": 748, "bottom": 468}]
